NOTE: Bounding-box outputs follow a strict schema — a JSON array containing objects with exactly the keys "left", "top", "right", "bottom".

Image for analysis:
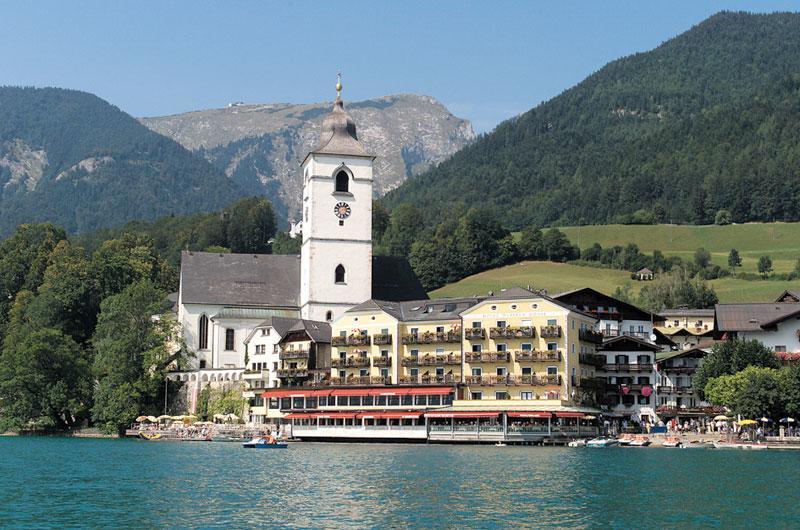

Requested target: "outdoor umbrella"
[
  {"left": 713, "top": 415, "right": 730, "bottom": 421},
  {"left": 780, "top": 417, "right": 796, "bottom": 423},
  {"left": 738, "top": 419, "right": 757, "bottom": 426},
  {"left": 157, "top": 414, "right": 171, "bottom": 421},
  {"left": 227, "top": 413, "right": 240, "bottom": 421},
  {"left": 146, "top": 416, "right": 158, "bottom": 423},
  {"left": 583, "top": 415, "right": 596, "bottom": 420},
  {"left": 760, "top": 417, "right": 771, "bottom": 422},
  {"left": 135, "top": 415, "right": 149, "bottom": 422}
]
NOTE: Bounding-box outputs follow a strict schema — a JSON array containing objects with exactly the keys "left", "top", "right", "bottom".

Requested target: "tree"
[
  {"left": 728, "top": 248, "right": 742, "bottom": 276},
  {"left": 454, "top": 208, "right": 514, "bottom": 274},
  {"left": 694, "top": 339, "right": 781, "bottom": 400},
  {"left": 694, "top": 247, "right": 712, "bottom": 269},
  {"left": 380, "top": 204, "right": 424, "bottom": 257},
  {"left": 758, "top": 255, "right": 773, "bottom": 278},
  {"left": 705, "top": 366, "right": 783, "bottom": 419},
  {"left": 92, "top": 281, "right": 186, "bottom": 434},
  {"left": 715, "top": 209, "right": 732, "bottom": 225},
  {"left": 91, "top": 234, "right": 165, "bottom": 298},
  {"left": 271, "top": 232, "right": 301, "bottom": 255},
  {"left": 372, "top": 202, "right": 391, "bottom": 244},
  {"left": 779, "top": 365, "right": 800, "bottom": 418},
  {"left": 225, "top": 197, "right": 277, "bottom": 254},
  {"left": 518, "top": 226, "right": 545, "bottom": 260},
  {"left": 541, "top": 228, "right": 577, "bottom": 262},
  {"left": 636, "top": 268, "right": 718, "bottom": 312}
]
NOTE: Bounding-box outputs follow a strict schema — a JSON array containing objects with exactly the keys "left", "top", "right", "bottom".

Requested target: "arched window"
[
  {"left": 198, "top": 314, "right": 208, "bottom": 350},
  {"left": 325, "top": 311, "right": 333, "bottom": 322},
  {"left": 225, "top": 328, "right": 235, "bottom": 351},
  {"left": 335, "top": 264, "right": 346, "bottom": 284},
  {"left": 335, "top": 170, "right": 349, "bottom": 193}
]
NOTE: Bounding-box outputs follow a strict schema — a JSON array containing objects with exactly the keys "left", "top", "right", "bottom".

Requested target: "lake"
[{"left": 1, "top": 437, "right": 798, "bottom": 528}]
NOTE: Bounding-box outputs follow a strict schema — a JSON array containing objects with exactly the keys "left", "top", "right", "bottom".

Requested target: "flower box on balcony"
[
  {"left": 465, "top": 351, "right": 511, "bottom": 363},
  {"left": 401, "top": 331, "right": 460, "bottom": 345},
  {"left": 516, "top": 350, "right": 561, "bottom": 362},
  {"left": 372, "top": 356, "right": 392, "bottom": 367},
  {"left": 372, "top": 334, "right": 392, "bottom": 345},
  {"left": 540, "top": 325, "right": 562, "bottom": 338},
  {"left": 579, "top": 329, "right": 604, "bottom": 344},
  {"left": 489, "top": 326, "right": 535, "bottom": 339},
  {"left": 464, "top": 327, "right": 485, "bottom": 340}
]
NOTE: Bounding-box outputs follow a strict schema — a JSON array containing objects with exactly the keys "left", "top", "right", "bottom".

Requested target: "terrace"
[
  {"left": 401, "top": 331, "right": 461, "bottom": 345},
  {"left": 332, "top": 334, "right": 371, "bottom": 347},
  {"left": 277, "top": 368, "right": 308, "bottom": 378},
  {"left": 489, "top": 326, "right": 535, "bottom": 339},
  {"left": 371, "top": 356, "right": 392, "bottom": 367},
  {"left": 602, "top": 363, "right": 653, "bottom": 372},
  {"left": 579, "top": 353, "right": 606, "bottom": 367},
  {"left": 464, "top": 374, "right": 562, "bottom": 386},
  {"left": 540, "top": 325, "right": 562, "bottom": 339},
  {"left": 279, "top": 350, "right": 309, "bottom": 360},
  {"left": 329, "top": 376, "right": 392, "bottom": 386},
  {"left": 398, "top": 374, "right": 458, "bottom": 385},
  {"left": 579, "top": 329, "right": 604, "bottom": 344},
  {"left": 465, "top": 351, "right": 511, "bottom": 363},
  {"left": 331, "top": 356, "right": 371, "bottom": 368},
  {"left": 464, "top": 327, "right": 486, "bottom": 340},
  {"left": 372, "top": 334, "right": 393, "bottom": 346},
  {"left": 515, "top": 350, "right": 561, "bottom": 362},
  {"left": 402, "top": 353, "right": 461, "bottom": 366}
]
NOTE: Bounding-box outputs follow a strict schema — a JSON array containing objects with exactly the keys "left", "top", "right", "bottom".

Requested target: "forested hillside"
[
  {"left": 384, "top": 12, "right": 800, "bottom": 228},
  {"left": 0, "top": 87, "right": 243, "bottom": 235}
]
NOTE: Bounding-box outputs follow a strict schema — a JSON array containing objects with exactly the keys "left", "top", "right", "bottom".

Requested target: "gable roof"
[
  {"left": 180, "top": 251, "right": 300, "bottom": 307},
  {"left": 347, "top": 297, "right": 487, "bottom": 322},
  {"left": 279, "top": 319, "right": 331, "bottom": 344},
  {"left": 776, "top": 290, "right": 800, "bottom": 303},
  {"left": 715, "top": 303, "right": 800, "bottom": 331},
  {"left": 599, "top": 335, "right": 662, "bottom": 352},
  {"left": 554, "top": 287, "right": 661, "bottom": 322},
  {"left": 660, "top": 308, "right": 716, "bottom": 317}
]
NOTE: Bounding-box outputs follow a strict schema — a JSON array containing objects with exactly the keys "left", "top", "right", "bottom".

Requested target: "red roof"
[
  {"left": 284, "top": 412, "right": 314, "bottom": 419},
  {"left": 425, "top": 411, "right": 499, "bottom": 418},
  {"left": 357, "top": 411, "right": 422, "bottom": 420},
  {"left": 409, "top": 387, "right": 453, "bottom": 395},
  {"left": 331, "top": 389, "right": 370, "bottom": 396},
  {"left": 507, "top": 412, "right": 552, "bottom": 419},
  {"left": 314, "top": 412, "right": 357, "bottom": 419},
  {"left": 555, "top": 412, "right": 584, "bottom": 418}
]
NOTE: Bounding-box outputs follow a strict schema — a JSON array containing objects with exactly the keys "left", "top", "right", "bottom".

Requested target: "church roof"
[
  {"left": 180, "top": 251, "right": 301, "bottom": 308},
  {"left": 311, "top": 97, "right": 371, "bottom": 158}
]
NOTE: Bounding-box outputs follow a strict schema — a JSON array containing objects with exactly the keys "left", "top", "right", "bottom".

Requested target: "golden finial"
[{"left": 336, "top": 72, "right": 342, "bottom": 98}]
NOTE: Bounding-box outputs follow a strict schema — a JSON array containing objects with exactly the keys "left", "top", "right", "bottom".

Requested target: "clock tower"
[{"left": 299, "top": 76, "right": 374, "bottom": 322}]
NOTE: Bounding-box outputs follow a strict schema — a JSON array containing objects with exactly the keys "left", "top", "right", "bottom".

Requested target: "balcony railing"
[
  {"left": 402, "top": 353, "right": 461, "bottom": 367},
  {"left": 515, "top": 350, "right": 561, "bottom": 362},
  {"left": 329, "top": 376, "right": 392, "bottom": 386},
  {"left": 579, "top": 353, "right": 606, "bottom": 367},
  {"left": 464, "top": 374, "right": 561, "bottom": 386},
  {"left": 372, "top": 356, "right": 392, "bottom": 367},
  {"left": 489, "top": 326, "right": 535, "bottom": 339},
  {"left": 540, "top": 325, "right": 562, "bottom": 338},
  {"left": 465, "top": 351, "right": 511, "bottom": 363},
  {"left": 658, "top": 364, "right": 698, "bottom": 373},
  {"left": 603, "top": 363, "right": 654, "bottom": 372},
  {"left": 579, "top": 329, "right": 604, "bottom": 344},
  {"left": 401, "top": 331, "right": 461, "bottom": 345},
  {"left": 277, "top": 368, "right": 308, "bottom": 378},
  {"left": 657, "top": 385, "right": 692, "bottom": 394},
  {"left": 331, "top": 356, "right": 371, "bottom": 368},
  {"left": 464, "top": 327, "right": 485, "bottom": 340},
  {"left": 279, "top": 350, "right": 310, "bottom": 360},
  {"left": 332, "top": 335, "right": 370, "bottom": 347},
  {"left": 601, "top": 329, "right": 650, "bottom": 339},
  {"left": 606, "top": 383, "right": 649, "bottom": 393},
  {"left": 372, "top": 334, "right": 392, "bottom": 346},
  {"left": 398, "top": 374, "right": 458, "bottom": 385}
]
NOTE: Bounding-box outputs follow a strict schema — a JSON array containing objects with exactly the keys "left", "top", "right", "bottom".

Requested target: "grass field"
[
  {"left": 430, "top": 261, "right": 800, "bottom": 303},
  {"left": 557, "top": 222, "right": 800, "bottom": 274}
]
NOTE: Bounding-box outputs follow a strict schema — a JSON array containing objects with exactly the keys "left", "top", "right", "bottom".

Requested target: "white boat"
[
  {"left": 242, "top": 437, "right": 289, "bottom": 449},
  {"left": 568, "top": 439, "right": 587, "bottom": 447},
  {"left": 713, "top": 441, "right": 767, "bottom": 450},
  {"left": 629, "top": 436, "right": 651, "bottom": 447},
  {"left": 661, "top": 437, "right": 682, "bottom": 448},
  {"left": 587, "top": 436, "right": 619, "bottom": 447}
]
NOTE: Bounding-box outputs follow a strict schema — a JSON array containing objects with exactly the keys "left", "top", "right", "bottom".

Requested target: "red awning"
[
  {"left": 408, "top": 387, "right": 454, "bottom": 395},
  {"left": 261, "top": 389, "right": 332, "bottom": 399},
  {"left": 314, "top": 412, "right": 357, "bottom": 419},
  {"left": 555, "top": 412, "right": 585, "bottom": 418},
  {"left": 357, "top": 411, "right": 422, "bottom": 420},
  {"left": 330, "top": 389, "right": 371, "bottom": 397},
  {"left": 284, "top": 412, "right": 314, "bottom": 419},
  {"left": 507, "top": 412, "right": 552, "bottom": 419},
  {"left": 369, "top": 388, "right": 409, "bottom": 396},
  {"left": 425, "top": 411, "right": 499, "bottom": 418}
]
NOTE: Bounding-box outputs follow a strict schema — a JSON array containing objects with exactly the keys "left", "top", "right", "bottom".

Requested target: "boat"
[
  {"left": 629, "top": 435, "right": 651, "bottom": 447},
  {"left": 713, "top": 441, "right": 768, "bottom": 450},
  {"left": 617, "top": 433, "right": 633, "bottom": 446},
  {"left": 661, "top": 436, "right": 682, "bottom": 448},
  {"left": 242, "top": 437, "right": 289, "bottom": 449},
  {"left": 587, "top": 436, "right": 619, "bottom": 447},
  {"left": 139, "top": 432, "right": 163, "bottom": 441},
  {"left": 495, "top": 442, "right": 507, "bottom": 447},
  {"left": 568, "top": 439, "right": 587, "bottom": 447}
]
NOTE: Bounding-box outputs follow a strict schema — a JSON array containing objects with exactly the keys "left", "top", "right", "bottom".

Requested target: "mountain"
[
  {"left": 0, "top": 87, "right": 243, "bottom": 235},
  {"left": 384, "top": 12, "right": 800, "bottom": 228},
  {"left": 141, "top": 94, "right": 474, "bottom": 220}
]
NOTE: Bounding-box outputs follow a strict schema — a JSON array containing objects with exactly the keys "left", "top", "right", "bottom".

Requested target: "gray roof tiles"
[{"left": 715, "top": 303, "right": 800, "bottom": 331}]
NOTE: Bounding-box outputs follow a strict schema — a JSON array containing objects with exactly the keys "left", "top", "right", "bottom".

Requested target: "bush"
[{"left": 715, "top": 209, "right": 732, "bottom": 225}]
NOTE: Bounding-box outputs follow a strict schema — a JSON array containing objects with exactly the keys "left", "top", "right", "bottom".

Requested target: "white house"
[{"left": 715, "top": 302, "right": 800, "bottom": 360}]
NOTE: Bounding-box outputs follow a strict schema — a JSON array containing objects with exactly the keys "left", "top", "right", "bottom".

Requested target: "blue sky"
[{"left": 2, "top": 1, "right": 797, "bottom": 132}]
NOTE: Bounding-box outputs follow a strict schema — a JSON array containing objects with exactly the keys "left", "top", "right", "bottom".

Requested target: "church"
[{"left": 172, "top": 78, "right": 427, "bottom": 400}]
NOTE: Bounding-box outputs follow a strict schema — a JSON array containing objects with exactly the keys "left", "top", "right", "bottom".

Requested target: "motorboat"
[
  {"left": 629, "top": 435, "right": 651, "bottom": 447},
  {"left": 617, "top": 433, "right": 633, "bottom": 446},
  {"left": 587, "top": 436, "right": 619, "bottom": 447},
  {"left": 568, "top": 439, "right": 587, "bottom": 447},
  {"left": 713, "top": 441, "right": 767, "bottom": 450},
  {"left": 138, "top": 432, "right": 162, "bottom": 441},
  {"left": 242, "top": 437, "right": 289, "bottom": 449},
  {"left": 661, "top": 436, "right": 682, "bottom": 448}
]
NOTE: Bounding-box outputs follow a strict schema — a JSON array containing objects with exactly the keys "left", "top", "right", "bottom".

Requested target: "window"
[
  {"left": 435, "top": 347, "right": 445, "bottom": 354},
  {"left": 261, "top": 328, "right": 269, "bottom": 336},
  {"left": 199, "top": 360, "right": 206, "bottom": 369},
  {"left": 335, "top": 170, "right": 349, "bottom": 193},
  {"left": 436, "top": 326, "right": 445, "bottom": 333},
  {"left": 325, "top": 311, "right": 333, "bottom": 322},
  {"left": 521, "top": 343, "right": 532, "bottom": 351},
  {"left": 380, "top": 368, "right": 389, "bottom": 378},
  {"left": 472, "top": 368, "right": 482, "bottom": 376},
  {"left": 359, "top": 369, "right": 369, "bottom": 377},
  {"left": 472, "top": 344, "right": 482, "bottom": 353},
  {"left": 521, "top": 367, "right": 532, "bottom": 375},
  {"left": 335, "top": 264, "right": 346, "bottom": 284},
  {"left": 521, "top": 392, "right": 533, "bottom": 400},
  {"left": 495, "top": 392, "right": 509, "bottom": 400},
  {"left": 638, "top": 376, "right": 650, "bottom": 385},
  {"left": 497, "top": 320, "right": 507, "bottom": 328},
  {"left": 363, "top": 395, "right": 373, "bottom": 406},
  {"left": 638, "top": 395, "right": 650, "bottom": 405},
  {"left": 471, "top": 392, "right": 483, "bottom": 400},
  {"left": 547, "top": 366, "right": 558, "bottom": 375},
  {"left": 410, "top": 349, "right": 419, "bottom": 357},
  {"left": 415, "top": 395, "right": 427, "bottom": 406},
  {"left": 547, "top": 342, "right": 557, "bottom": 351},
  {"left": 775, "top": 345, "right": 788, "bottom": 353},
  {"left": 410, "top": 368, "right": 419, "bottom": 378},
  {"left": 472, "top": 321, "right": 481, "bottom": 329},
  {"left": 338, "top": 370, "right": 346, "bottom": 378},
  {"left": 521, "top": 319, "right": 532, "bottom": 327},
  {"left": 615, "top": 354, "right": 629, "bottom": 365},
  {"left": 435, "top": 367, "right": 444, "bottom": 376},
  {"left": 410, "top": 327, "right": 419, "bottom": 335},
  {"left": 496, "top": 344, "right": 507, "bottom": 352},
  {"left": 198, "top": 315, "right": 208, "bottom": 350},
  {"left": 496, "top": 367, "right": 507, "bottom": 376},
  {"left": 547, "top": 319, "right": 557, "bottom": 326},
  {"left": 225, "top": 328, "right": 235, "bottom": 351},
  {"left": 381, "top": 328, "right": 389, "bottom": 335}
]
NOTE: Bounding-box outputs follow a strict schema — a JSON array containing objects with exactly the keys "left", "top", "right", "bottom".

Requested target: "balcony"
[
  {"left": 279, "top": 350, "right": 309, "bottom": 360},
  {"left": 579, "top": 329, "right": 604, "bottom": 344},
  {"left": 658, "top": 364, "right": 698, "bottom": 373},
  {"left": 657, "top": 385, "right": 692, "bottom": 394},
  {"left": 331, "top": 356, "right": 371, "bottom": 368},
  {"left": 605, "top": 383, "right": 649, "bottom": 393},
  {"left": 332, "top": 334, "right": 370, "bottom": 347},
  {"left": 398, "top": 374, "right": 458, "bottom": 385},
  {"left": 401, "top": 331, "right": 460, "bottom": 345},
  {"left": 372, "top": 334, "right": 392, "bottom": 346},
  {"left": 489, "top": 326, "right": 535, "bottom": 339},
  {"left": 603, "top": 363, "right": 654, "bottom": 372},
  {"left": 465, "top": 351, "right": 511, "bottom": 363},
  {"left": 601, "top": 329, "right": 650, "bottom": 339},
  {"left": 277, "top": 368, "right": 308, "bottom": 378},
  {"left": 464, "top": 327, "right": 486, "bottom": 340},
  {"left": 402, "top": 353, "right": 461, "bottom": 367},
  {"left": 515, "top": 350, "right": 561, "bottom": 362},
  {"left": 579, "top": 353, "right": 606, "bottom": 367},
  {"left": 329, "top": 376, "right": 392, "bottom": 386},
  {"left": 540, "top": 325, "right": 562, "bottom": 339},
  {"left": 464, "top": 374, "right": 562, "bottom": 386},
  {"left": 372, "top": 356, "right": 392, "bottom": 367},
  {"left": 242, "top": 369, "right": 268, "bottom": 379}
]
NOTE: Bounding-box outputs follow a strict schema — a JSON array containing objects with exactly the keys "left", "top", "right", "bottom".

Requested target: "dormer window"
[{"left": 335, "top": 170, "right": 349, "bottom": 193}]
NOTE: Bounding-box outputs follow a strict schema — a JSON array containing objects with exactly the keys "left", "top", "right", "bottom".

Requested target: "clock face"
[{"left": 334, "top": 202, "right": 351, "bottom": 220}]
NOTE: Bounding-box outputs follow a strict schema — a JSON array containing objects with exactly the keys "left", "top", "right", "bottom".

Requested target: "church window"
[
  {"left": 326, "top": 311, "right": 333, "bottom": 322},
  {"left": 335, "top": 264, "right": 346, "bottom": 284},
  {"left": 335, "top": 170, "right": 349, "bottom": 193},
  {"left": 225, "top": 328, "right": 235, "bottom": 351},
  {"left": 198, "top": 315, "right": 208, "bottom": 350}
]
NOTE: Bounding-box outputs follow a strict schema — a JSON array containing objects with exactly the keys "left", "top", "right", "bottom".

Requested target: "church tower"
[{"left": 300, "top": 75, "right": 374, "bottom": 322}]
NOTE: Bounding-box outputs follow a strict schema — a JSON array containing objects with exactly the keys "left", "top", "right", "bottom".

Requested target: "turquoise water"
[{"left": 1, "top": 437, "right": 798, "bottom": 528}]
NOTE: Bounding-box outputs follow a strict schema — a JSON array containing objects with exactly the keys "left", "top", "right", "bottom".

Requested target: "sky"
[{"left": 2, "top": 1, "right": 798, "bottom": 132}]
